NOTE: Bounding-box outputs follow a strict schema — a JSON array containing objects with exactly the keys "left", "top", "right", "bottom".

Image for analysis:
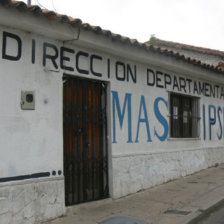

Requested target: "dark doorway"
[{"left": 63, "top": 75, "right": 109, "bottom": 206}]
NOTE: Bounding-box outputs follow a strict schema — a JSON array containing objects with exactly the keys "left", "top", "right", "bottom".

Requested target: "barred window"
[{"left": 170, "top": 93, "right": 200, "bottom": 138}]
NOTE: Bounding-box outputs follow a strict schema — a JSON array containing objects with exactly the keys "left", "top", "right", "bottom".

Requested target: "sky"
[{"left": 22, "top": 0, "right": 224, "bottom": 51}]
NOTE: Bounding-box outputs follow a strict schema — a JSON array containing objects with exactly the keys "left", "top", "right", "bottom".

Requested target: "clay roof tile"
[{"left": 1, "top": 0, "right": 224, "bottom": 75}]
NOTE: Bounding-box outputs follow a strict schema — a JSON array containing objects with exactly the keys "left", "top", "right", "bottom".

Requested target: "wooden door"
[{"left": 63, "top": 76, "right": 108, "bottom": 205}]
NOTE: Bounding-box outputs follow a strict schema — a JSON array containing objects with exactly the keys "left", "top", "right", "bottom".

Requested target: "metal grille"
[
  {"left": 170, "top": 93, "right": 200, "bottom": 138},
  {"left": 63, "top": 75, "right": 108, "bottom": 206}
]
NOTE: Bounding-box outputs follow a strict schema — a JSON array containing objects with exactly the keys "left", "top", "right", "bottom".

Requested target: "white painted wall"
[
  {"left": 1, "top": 5, "right": 224, "bottom": 223},
  {"left": 0, "top": 26, "right": 63, "bottom": 178},
  {"left": 108, "top": 59, "right": 224, "bottom": 197},
  {"left": 0, "top": 24, "right": 65, "bottom": 223}
]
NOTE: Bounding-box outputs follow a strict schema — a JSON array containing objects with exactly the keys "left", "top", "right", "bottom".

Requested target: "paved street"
[
  {"left": 197, "top": 204, "right": 224, "bottom": 224},
  {"left": 45, "top": 164, "right": 224, "bottom": 224}
]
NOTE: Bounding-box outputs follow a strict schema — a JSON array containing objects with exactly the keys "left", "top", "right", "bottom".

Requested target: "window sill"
[{"left": 167, "top": 137, "right": 201, "bottom": 141}]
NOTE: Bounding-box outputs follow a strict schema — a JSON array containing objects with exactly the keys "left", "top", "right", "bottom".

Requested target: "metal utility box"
[{"left": 21, "top": 90, "right": 35, "bottom": 110}]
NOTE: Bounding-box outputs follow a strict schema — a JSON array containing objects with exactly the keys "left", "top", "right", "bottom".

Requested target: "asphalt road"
[{"left": 197, "top": 205, "right": 224, "bottom": 224}]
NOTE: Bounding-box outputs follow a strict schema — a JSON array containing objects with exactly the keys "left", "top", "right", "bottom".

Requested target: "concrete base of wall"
[
  {"left": 0, "top": 177, "right": 65, "bottom": 224},
  {"left": 1, "top": 147, "right": 224, "bottom": 223},
  {"left": 112, "top": 146, "right": 224, "bottom": 198}
]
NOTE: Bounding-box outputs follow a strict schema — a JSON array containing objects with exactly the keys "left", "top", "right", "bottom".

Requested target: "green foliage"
[{"left": 148, "top": 35, "right": 157, "bottom": 46}]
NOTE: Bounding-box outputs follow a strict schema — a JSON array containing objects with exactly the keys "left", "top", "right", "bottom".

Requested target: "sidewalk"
[{"left": 44, "top": 164, "right": 224, "bottom": 224}]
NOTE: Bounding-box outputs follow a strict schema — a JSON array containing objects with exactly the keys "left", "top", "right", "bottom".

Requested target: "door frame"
[{"left": 63, "top": 74, "right": 111, "bottom": 205}]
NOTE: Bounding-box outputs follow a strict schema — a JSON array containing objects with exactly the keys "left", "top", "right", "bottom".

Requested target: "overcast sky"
[{"left": 22, "top": 0, "right": 224, "bottom": 51}]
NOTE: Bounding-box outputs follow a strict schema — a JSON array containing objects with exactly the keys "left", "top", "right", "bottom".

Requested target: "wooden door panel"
[{"left": 63, "top": 76, "right": 108, "bottom": 205}]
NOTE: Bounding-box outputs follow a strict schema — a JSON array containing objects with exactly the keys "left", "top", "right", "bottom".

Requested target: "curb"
[
  {"left": 178, "top": 196, "right": 224, "bottom": 224},
  {"left": 66, "top": 198, "right": 113, "bottom": 216}
]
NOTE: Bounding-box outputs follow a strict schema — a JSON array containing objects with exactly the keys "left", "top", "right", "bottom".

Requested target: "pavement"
[{"left": 44, "top": 164, "right": 224, "bottom": 224}]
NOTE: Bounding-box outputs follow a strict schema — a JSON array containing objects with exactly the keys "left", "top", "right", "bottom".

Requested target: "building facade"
[
  {"left": 1, "top": 1, "right": 224, "bottom": 223},
  {"left": 148, "top": 36, "right": 224, "bottom": 67}
]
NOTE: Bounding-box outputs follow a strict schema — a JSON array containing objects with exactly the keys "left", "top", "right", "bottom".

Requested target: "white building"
[{"left": 1, "top": 1, "right": 224, "bottom": 223}]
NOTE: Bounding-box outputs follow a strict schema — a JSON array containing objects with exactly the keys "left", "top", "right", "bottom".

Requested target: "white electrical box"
[{"left": 21, "top": 91, "right": 35, "bottom": 110}]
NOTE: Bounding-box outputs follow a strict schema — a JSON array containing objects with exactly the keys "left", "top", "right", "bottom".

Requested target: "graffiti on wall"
[
  {"left": 1, "top": 31, "right": 224, "bottom": 142},
  {"left": 112, "top": 91, "right": 224, "bottom": 143},
  {"left": 2, "top": 31, "right": 224, "bottom": 98},
  {"left": 203, "top": 104, "right": 224, "bottom": 140},
  {"left": 112, "top": 91, "right": 168, "bottom": 143}
]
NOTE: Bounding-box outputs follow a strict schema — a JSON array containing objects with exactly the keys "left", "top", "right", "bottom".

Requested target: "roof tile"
[
  {"left": 152, "top": 37, "right": 224, "bottom": 58},
  {"left": 1, "top": 0, "right": 224, "bottom": 75},
  {"left": 27, "top": 5, "right": 42, "bottom": 14}
]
